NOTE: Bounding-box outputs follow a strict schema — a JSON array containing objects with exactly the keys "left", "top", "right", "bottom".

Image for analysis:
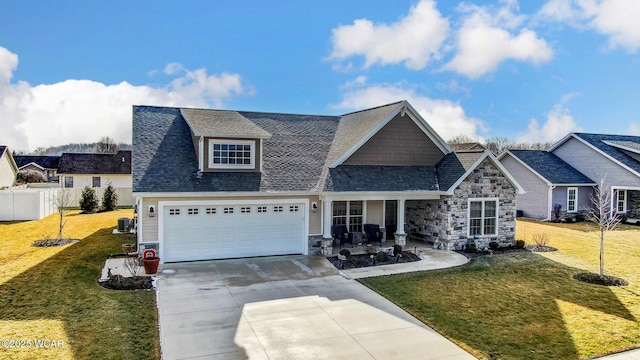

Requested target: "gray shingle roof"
[
  {"left": 571, "top": 133, "right": 640, "bottom": 175},
  {"left": 435, "top": 152, "right": 468, "bottom": 191},
  {"left": 181, "top": 108, "right": 271, "bottom": 138},
  {"left": 509, "top": 150, "right": 594, "bottom": 185},
  {"left": 133, "top": 106, "right": 339, "bottom": 193},
  {"left": 14, "top": 156, "right": 61, "bottom": 169},
  {"left": 325, "top": 165, "right": 439, "bottom": 192},
  {"left": 132, "top": 103, "right": 493, "bottom": 194},
  {"left": 58, "top": 150, "right": 131, "bottom": 175}
]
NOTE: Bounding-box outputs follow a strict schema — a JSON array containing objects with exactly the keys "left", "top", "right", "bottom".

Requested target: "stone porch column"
[
  {"left": 395, "top": 198, "right": 407, "bottom": 247},
  {"left": 321, "top": 200, "right": 333, "bottom": 255}
]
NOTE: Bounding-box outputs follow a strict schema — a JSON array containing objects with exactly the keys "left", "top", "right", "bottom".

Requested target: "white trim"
[
  {"left": 567, "top": 187, "right": 578, "bottom": 213},
  {"left": 259, "top": 139, "right": 264, "bottom": 172},
  {"left": 446, "top": 150, "right": 526, "bottom": 195},
  {"left": 158, "top": 198, "right": 309, "bottom": 264},
  {"left": 18, "top": 162, "right": 45, "bottom": 171},
  {"left": 208, "top": 139, "right": 255, "bottom": 170},
  {"left": 602, "top": 140, "right": 640, "bottom": 155},
  {"left": 467, "top": 197, "right": 499, "bottom": 237},
  {"left": 137, "top": 197, "right": 143, "bottom": 245},
  {"left": 198, "top": 136, "right": 204, "bottom": 172},
  {"left": 331, "top": 100, "right": 453, "bottom": 167},
  {"left": 546, "top": 186, "right": 554, "bottom": 221}
]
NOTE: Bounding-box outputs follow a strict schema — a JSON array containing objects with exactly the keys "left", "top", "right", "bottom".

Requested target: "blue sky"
[{"left": 1, "top": 0, "right": 640, "bottom": 151}]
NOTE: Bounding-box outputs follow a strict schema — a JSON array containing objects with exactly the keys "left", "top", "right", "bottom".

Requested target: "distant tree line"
[
  {"left": 447, "top": 134, "right": 554, "bottom": 156},
  {"left": 12, "top": 136, "right": 131, "bottom": 156}
]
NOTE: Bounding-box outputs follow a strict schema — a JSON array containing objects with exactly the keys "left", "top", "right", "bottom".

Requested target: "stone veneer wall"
[
  {"left": 407, "top": 159, "right": 517, "bottom": 250},
  {"left": 627, "top": 190, "right": 640, "bottom": 218}
]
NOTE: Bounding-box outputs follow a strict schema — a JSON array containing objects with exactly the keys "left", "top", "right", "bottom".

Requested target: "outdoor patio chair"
[
  {"left": 331, "top": 224, "right": 353, "bottom": 248},
  {"left": 363, "top": 224, "right": 383, "bottom": 245}
]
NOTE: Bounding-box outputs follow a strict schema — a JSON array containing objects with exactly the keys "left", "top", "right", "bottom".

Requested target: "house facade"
[
  {"left": 0, "top": 146, "right": 18, "bottom": 188},
  {"left": 14, "top": 155, "right": 61, "bottom": 183},
  {"left": 550, "top": 134, "right": 640, "bottom": 219},
  {"left": 499, "top": 150, "right": 595, "bottom": 220},
  {"left": 133, "top": 101, "right": 523, "bottom": 263},
  {"left": 57, "top": 150, "right": 132, "bottom": 189}
]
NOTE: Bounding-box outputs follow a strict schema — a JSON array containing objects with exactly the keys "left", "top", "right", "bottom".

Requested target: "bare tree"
[
  {"left": 95, "top": 136, "right": 119, "bottom": 154},
  {"left": 56, "top": 189, "right": 72, "bottom": 240},
  {"left": 584, "top": 176, "right": 622, "bottom": 276},
  {"left": 447, "top": 134, "right": 478, "bottom": 145},
  {"left": 485, "top": 136, "right": 514, "bottom": 156}
]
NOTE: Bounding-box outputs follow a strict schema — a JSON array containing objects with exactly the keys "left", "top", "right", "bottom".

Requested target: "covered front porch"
[{"left": 318, "top": 194, "right": 452, "bottom": 255}]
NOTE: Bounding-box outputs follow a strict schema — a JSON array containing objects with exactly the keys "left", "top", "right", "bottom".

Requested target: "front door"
[{"left": 385, "top": 200, "right": 397, "bottom": 240}]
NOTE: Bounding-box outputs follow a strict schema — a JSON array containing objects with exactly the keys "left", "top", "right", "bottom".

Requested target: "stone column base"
[
  {"left": 321, "top": 238, "right": 333, "bottom": 256},
  {"left": 394, "top": 233, "right": 407, "bottom": 247}
]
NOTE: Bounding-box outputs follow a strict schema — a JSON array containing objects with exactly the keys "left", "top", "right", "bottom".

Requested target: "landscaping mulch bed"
[
  {"left": 455, "top": 244, "right": 558, "bottom": 259},
  {"left": 573, "top": 272, "right": 629, "bottom": 286},
  {"left": 32, "top": 238, "right": 80, "bottom": 247},
  {"left": 100, "top": 275, "right": 154, "bottom": 290},
  {"left": 327, "top": 250, "right": 420, "bottom": 270}
]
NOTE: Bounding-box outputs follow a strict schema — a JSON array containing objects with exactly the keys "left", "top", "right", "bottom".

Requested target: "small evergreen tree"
[
  {"left": 102, "top": 182, "right": 118, "bottom": 211},
  {"left": 79, "top": 186, "right": 98, "bottom": 213}
]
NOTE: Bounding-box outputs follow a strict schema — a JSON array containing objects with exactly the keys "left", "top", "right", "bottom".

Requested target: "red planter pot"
[{"left": 142, "top": 257, "right": 160, "bottom": 274}]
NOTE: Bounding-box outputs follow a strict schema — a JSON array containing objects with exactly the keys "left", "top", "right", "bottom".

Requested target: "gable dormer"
[{"left": 181, "top": 109, "right": 271, "bottom": 172}]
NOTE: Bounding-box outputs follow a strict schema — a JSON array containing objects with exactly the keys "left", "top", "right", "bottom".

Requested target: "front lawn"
[
  {"left": 0, "top": 210, "right": 159, "bottom": 360},
  {"left": 360, "top": 219, "right": 640, "bottom": 359}
]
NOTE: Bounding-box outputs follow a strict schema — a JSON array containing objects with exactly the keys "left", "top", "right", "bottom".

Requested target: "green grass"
[
  {"left": 0, "top": 210, "right": 159, "bottom": 360},
  {"left": 360, "top": 219, "right": 640, "bottom": 360}
]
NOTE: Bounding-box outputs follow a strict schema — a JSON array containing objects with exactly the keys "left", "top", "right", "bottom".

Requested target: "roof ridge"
[{"left": 338, "top": 100, "right": 403, "bottom": 117}]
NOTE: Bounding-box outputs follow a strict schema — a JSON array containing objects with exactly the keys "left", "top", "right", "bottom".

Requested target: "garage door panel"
[{"left": 163, "top": 202, "right": 305, "bottom": 262}]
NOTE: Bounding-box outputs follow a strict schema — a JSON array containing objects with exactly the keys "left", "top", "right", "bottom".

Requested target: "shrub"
[
  {"left": 101, "top": 182, "right": 118, "bottom": 211},
  {"left": 465, "top": 243, "right": 477, "bottom": 253},
  {"left": 79, "top": 186, "right": 98, "bottom": 213},
  {"left": 376, "top": 251, "right": 389, "bottom": 262},
  {"left": 489, "top": 241, "right": 499, "bottom": 251},
  {"left": 339, "top": 248, "right": 351, "bottom": 257},
  {"left": 16, "top": 169, "right": 45, "bottom": 184},
  {"left": 515, "top": 239, "right": 525, "bottom": 249},
  {"left": 533, "top": 232, "right": 550, "bottom": 247},
  {"left": 393, "top": 244, "right": 402, "bottom": 256}
]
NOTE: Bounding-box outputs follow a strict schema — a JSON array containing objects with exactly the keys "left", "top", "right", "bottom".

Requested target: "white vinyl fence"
[
  {"left": 0, "top": 188, "right": 58, "bottom": 221},
  {"left": 0, "top": 186, "right": 134, "bottom": 221}
]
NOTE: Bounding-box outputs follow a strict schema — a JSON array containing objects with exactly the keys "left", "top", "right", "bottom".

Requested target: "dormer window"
[{"left": 209, "top": 139, "right": 255, "bottom": 169}]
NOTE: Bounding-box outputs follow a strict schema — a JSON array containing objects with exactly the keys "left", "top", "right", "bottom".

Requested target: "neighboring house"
[
  {"left": 499, "top": 150, "right": 595, "bottom": 220},
  {"left": 57, "top": 150, "right": 132, "bottom": 189},
  {"left": 133, "top": 101, "right": 524, "bottom": 263},
  {"left": 13, "top": 155, "right": 61, "bottom": 182},
  {"left": 550, "top": 133, "right": 640, "bottom": 219},
  {"left": 450, "top": 142, "right": 486, "bottom": 152},
  {"left": 0, "top": 146, "right": 18, "bottom": 188}
]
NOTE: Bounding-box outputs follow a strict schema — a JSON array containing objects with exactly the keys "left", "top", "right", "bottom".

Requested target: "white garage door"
[{"left": 161, "top": 201, "right": 306, "bottom": 262}]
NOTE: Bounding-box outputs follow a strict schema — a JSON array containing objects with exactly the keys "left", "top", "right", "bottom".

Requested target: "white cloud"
[
  {"left": 538, "top": 0, "right": 640, "bottom": 51},
  {"left": 516, "top": 104, "right": 583, "bottom": 143},
  {"left": 443, "top": 1, "right": 553, "bottom": 79},
  {"left": 328, "top": 0, "right": 449, "bottom": 70},
  {"left": 331, "top": 78, "right": 485, "bottom": 141},
  {"left": 629, "top": 122, "right": 640, "bottom": 136},
  {"left": 0, "top": 47, "right": 253, "bottom": 151}
]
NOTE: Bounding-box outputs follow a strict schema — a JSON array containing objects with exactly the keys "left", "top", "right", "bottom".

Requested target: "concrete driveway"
[{"left": 156, "top": 255, "right": 475, "bottom": 360}]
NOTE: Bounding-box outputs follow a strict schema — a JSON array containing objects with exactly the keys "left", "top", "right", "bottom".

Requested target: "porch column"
[
  {"left": 395, "top": 198, "right": 407, "bottom": 247},
  {"left": 321, "top": 200, "right": 333, "bottom": 256}
]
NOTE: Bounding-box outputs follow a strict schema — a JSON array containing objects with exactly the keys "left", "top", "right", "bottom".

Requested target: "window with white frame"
[
  {"left": 64, "top": 176, "right": 73, "bottom": 188},
  {"left": 209, "top": 139, "right": 254, "bottom": 169},
  {"left": 92, "top": 176, "right": 101, "bottom": 188},
  {"left": 617, "top": 189, "right": 627, "bottom": 213},
  {"left": 468, "top": 199, "right": 498, "bottom": 236},
  {"left": 332, "top": 201, "right": 363, "bottom": 233},
  {"left": 567, "top": 187, "right": 578, "bottom": 213}
]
